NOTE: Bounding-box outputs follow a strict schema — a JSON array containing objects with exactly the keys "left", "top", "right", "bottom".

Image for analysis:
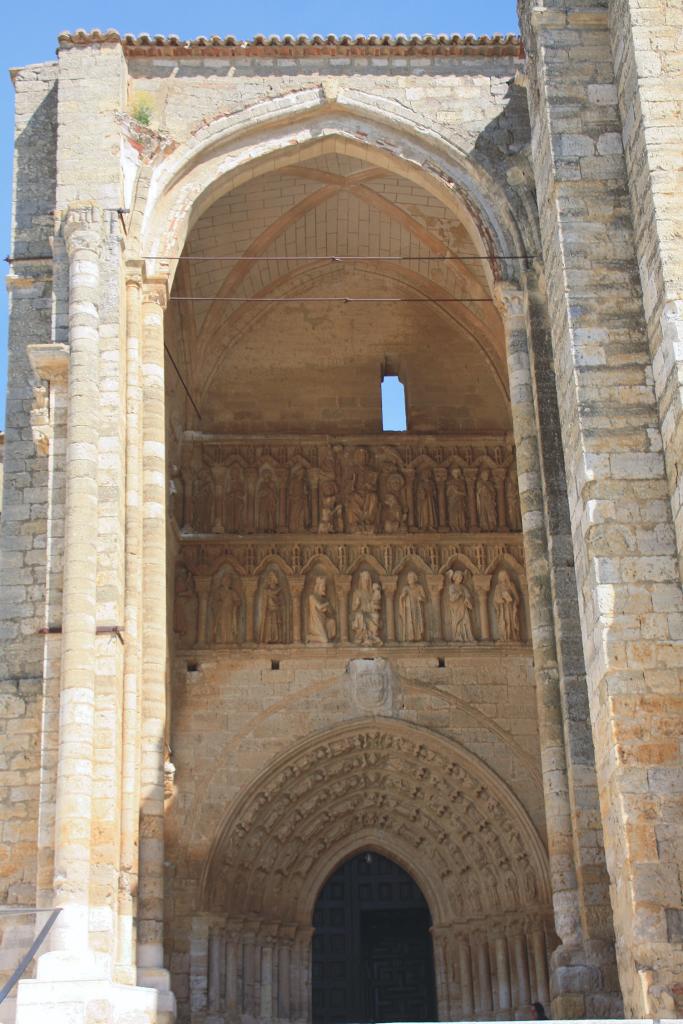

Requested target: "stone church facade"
[{"left": 0, "top": 4, "right": 681, "bottom": 1024}]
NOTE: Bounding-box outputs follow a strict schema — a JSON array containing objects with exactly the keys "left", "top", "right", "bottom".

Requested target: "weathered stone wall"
[
  {"left": 165, "top": 648, "right": 544, "bottom": 1021},
  {"left": 519, "top": 0, "right": 683, "bottom": 1014},
  {"left": 608, "top": 0, "right": 683, "bottom": 571},
  {"left": 1, "top": 21, "right": 681, "bottom": 1024}
]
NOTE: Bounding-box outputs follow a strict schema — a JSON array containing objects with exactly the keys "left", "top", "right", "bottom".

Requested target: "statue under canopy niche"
[
  {"left": 258, "top": 570, "right": 286, "bottom": 643},
  {"left": 211, "top": 572, "right": 242, "bottom": 644},
  {"left": 350, "top": 570, "right": 383, "bottom": 646},
  {"left": 306, "top": 576, "right": 337, "bottom": 644},
  {"left": 476, "top": 467, "right": 498, "bottom": 531},
  {"left": 225, "top": 464, "right": 246, "bottom": 533},
  {"left": 446, "top": 466, "right": 468, "bottom": 531},
  {"left": 493, "top": 570, "right": 521, "bottom": 641},
  {"left": 288, "top": 463, "right": 310, "bottom": 532},
  {"left": 445, "top": 569, "right": 475, "bottom": 641},
  {"left": 415, "top": 467, "right": 438, "bottom": 531},
  {"left": 506, "top": 465, "right": 522, "bottom": 531},
  {"left": 398, "top": 571, "right": 427, "bottom": 642},
  {"left": 256, "top": 469, "right": 278, "bottom": 533},
  {"left": 174, "top": 565, "right": 198, "bottom": 647}
]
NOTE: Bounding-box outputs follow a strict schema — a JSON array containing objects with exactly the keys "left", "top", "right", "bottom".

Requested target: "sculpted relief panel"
[
  {"left": 177, "top": 436, "right": 520, "bottom": 537},
  {"left": 172, "top": 435, "right": 528, "bottom": 650},
  {"left": 173, "top": 539, "right": 528, "bottom": 649}
]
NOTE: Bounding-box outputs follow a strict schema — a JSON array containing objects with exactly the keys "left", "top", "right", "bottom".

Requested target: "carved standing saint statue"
[
  {"left": 445, "top": 569, "right": 475, "bottom": 641},
  {"left": 506, "top": 466, "right": 522, "bottom": 531},
  {"left": 225, "top": 465, "right": 246, "bottom": 533},
  {"left": 211, "top": 574, "right": 241, "bottom": 644},
  {"left": 415, "top": 468, "right": 438, "bottom": 531},
  {"left": 256, "top": 469, "right": 278, "bottom": 533},
  {"left": 193, "top": 469, "right": 214, "bottom": 534},
  {"left": 446, "top": 466, "right": 468, "bottom": 531},
  {"left": 398, "top": 571, "right": 427, "bottom": 641},
  {"left": 306, "top": 576, "right": 337, "bottom": 644},
  {"left": 174, "top": 566, "right": 198, "bottom": 647},
  {"left": 350, "top": 570, "right": 383, "bottom": 646},
  {"left": 258, "top": 570, "right": 285, "bottom": 643},
  {"left": 493, "top": 570, "right": 521, "bottom": 641},
  {"left": 476, "top": 467, "right": 498, "bottom": 531},
  {"left": 288, "top": 464, "right": 310, "bottom": 532}
]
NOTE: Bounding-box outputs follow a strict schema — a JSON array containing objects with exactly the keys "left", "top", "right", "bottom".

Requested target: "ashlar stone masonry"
[{"left": 0, "top": 9, "right": 681, "bottom": 1024}]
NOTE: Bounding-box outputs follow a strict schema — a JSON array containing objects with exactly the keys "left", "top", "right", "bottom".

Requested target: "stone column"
[
  {"left": 472, "top": 574, "right": 491, "bottom": 640},
  {"left": 530, "top": 927, "right": 550, "bottom": 1008},
  {"left": 495, "top": 934, "right": 511, "bottom": 1013},
  {"left": 43, "top": 205, "right": 103, "bottom": 965},
  {"left": 290, "top": 577, "right": 304, "bottom": 643},
  {"left": 434, "top": 466, "right": 448, "bottom": 530},
  {"left": 404, "top": 467, "right": 416, "bottom": 528},
  {"left": 116, "top": 269, "right": 144, "bottom": 982},
  {"left": 244, "top": 579, "right": 258, "bottom": 643},
  {"left": 334, "top": 575, "right": 351, "bottom": 642},
  {"left": 278, "top": 928, "right": 295, "bottom": 1020},
  {"left": 475, "top": 935, "right": 493, "bottom": 1015},
  {"left": 383, "top": 577, "right": 397, "bottom": 641},
  {"left": 464, "top": 468, "right": 478, "bottom": 530},
  {"left": 309, "top": 468, "right": 320, "bottom": 530},
  {"left": 427, "top": 575, "right": 444, "bottom": 642},
  {"left": 458, "top": 938, "right": 474, "bottom": 1019},
  {"left": 137, "top": 278, "right": 174, "bottom": 1015},
  {"left": 493, "top": 467, "right": 507, "bottom": 529},
  {"left": 225, "top": 928, "right": 239, "bottom": 1020},
  {"left": 195, "top": 576, "right": 212, "bottom": 646},
  {"left": 208, "top": 927, "right": 223, "bottom": 1012},
  {"left": 520, "top": 7, "right": 683, "bottom": 1011},
  {"left": 245, "top": 468, "right": 257, "bottom": 532},
  {"left": 210, "top": 465, "right": 226, "bottom": 533},
  {"left": 276, "top": 467, "right": 288, "bottom": 532},
  {"left": 511, "top": 931, "right": 531, "bottom": 1009}
]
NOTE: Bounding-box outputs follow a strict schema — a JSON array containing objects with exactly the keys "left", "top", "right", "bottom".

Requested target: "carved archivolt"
[
  {"left": 177, "top": 436, "right": 520, "bottom": 536},
  {"left": 173, "top": 540, "right": 528, "bottom": 648},
  {"left": 202, "top": 720, "right": 551, "bottom": 927}
]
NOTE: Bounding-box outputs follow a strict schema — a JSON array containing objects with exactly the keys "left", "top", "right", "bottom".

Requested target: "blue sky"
[{"left": 1, "top": 0, "right": 519, "bottom": 427}]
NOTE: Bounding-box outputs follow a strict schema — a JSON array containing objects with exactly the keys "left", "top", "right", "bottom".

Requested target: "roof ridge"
[{"left": 57, "top": 29, "right": 522, "bottom": 53}]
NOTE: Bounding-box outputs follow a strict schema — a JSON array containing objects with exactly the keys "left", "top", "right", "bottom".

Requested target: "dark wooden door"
[{"left": 312, "top": 852, "right": 437, "bottom": 1024}]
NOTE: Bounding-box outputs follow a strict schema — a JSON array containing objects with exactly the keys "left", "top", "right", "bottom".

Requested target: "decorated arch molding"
[
  {"left": 202, "top": 719, "right": 551, "bottom": 928},
  {"left": 132, "top": 91, "right": 537, "bottom": 285}
]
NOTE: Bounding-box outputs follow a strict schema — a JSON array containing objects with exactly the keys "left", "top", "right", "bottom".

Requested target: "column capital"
[
  {"left": 142, "top": 276, "right": 169, "bottom": 310},
  {"left": 62, "top": 202, "right": 104, "bottom": 257},
  {"left": 472, "top": 573, "right": 492, "bottom": 594},
  {"left": 493, "top": 282, "right": 526, "bottom": 324}
]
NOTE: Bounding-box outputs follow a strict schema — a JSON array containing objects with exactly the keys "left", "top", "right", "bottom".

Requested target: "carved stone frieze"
[
  {"left": 174, "top": 537, "right": 529, "bottom": 649},
  {"left": 176, "top": 434, "right": 520, "bottom": 536}
]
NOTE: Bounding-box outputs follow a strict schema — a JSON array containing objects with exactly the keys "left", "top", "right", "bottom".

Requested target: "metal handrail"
[{"left": 0, "top": 907, "right": 61, "bottom": 1005}]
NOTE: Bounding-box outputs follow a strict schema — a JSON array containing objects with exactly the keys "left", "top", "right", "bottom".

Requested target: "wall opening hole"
[
  {"left": 437, "top": 657, "right": 446, "bottom": 668},
  {"left": 271, "top": 659, "right": 280, "bottom": 671},
  {"left": 186, "top": 661, "right": 199, "bottom": 673},
  {"left": 381, "top": 373, "right": 407, "bottom": 432}
]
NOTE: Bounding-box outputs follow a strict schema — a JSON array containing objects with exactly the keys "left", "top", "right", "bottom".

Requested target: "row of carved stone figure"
[
  {"left": 174, "top": 564, "right": 524, "bottom": 647},
  {"left": 178, "top": 452, "right": 522, "bottom": 536}
]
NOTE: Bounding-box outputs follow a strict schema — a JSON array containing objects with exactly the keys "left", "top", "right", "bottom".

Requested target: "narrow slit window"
[{"left": 381, "top": 375, "right": 407, "bottom": 431}]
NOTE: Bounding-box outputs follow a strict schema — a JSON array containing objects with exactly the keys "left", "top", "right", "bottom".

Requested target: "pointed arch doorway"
[{"left": 312, "top": 851, "right": 437, "bottom": 1024}]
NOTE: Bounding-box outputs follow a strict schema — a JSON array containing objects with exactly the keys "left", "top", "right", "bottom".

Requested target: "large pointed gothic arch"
[{"left": 131, "top": 91, "right": 536, "bottom": 283}]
